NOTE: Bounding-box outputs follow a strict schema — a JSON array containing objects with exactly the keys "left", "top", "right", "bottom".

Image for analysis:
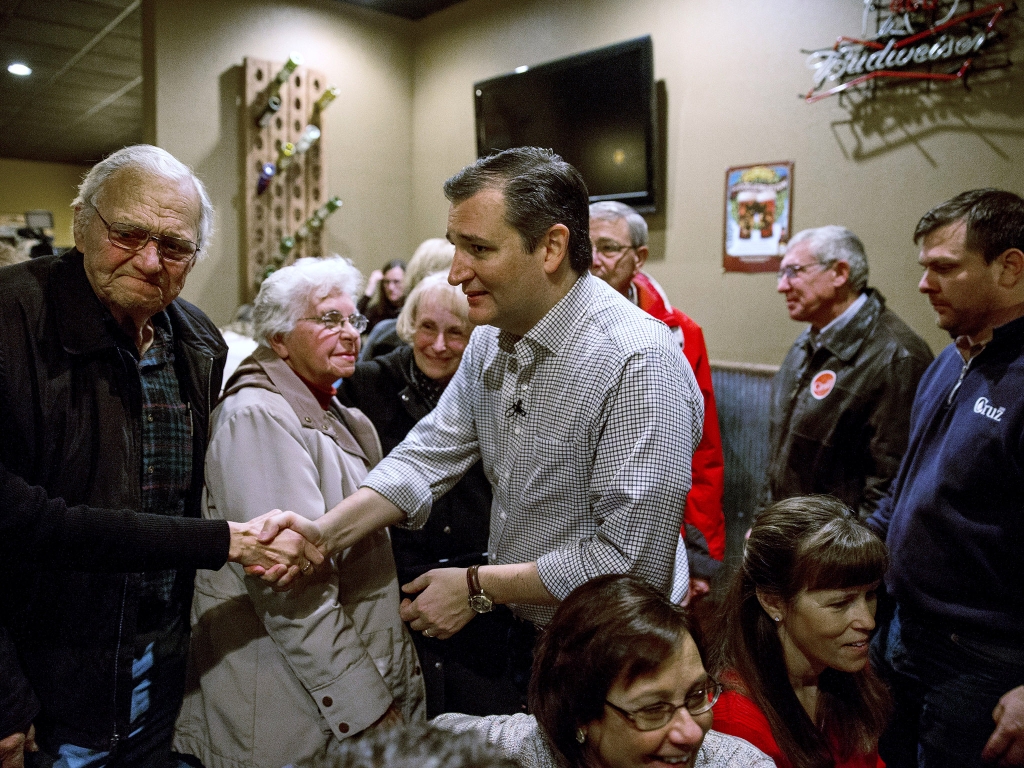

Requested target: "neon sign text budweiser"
[{"left": 804, "top": 2, "right": 1009, "bottom": 103}]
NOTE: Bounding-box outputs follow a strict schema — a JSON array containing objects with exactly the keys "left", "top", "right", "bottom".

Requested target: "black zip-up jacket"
[
  {"left": 0, "top": 250, "right": 227, "bottom": 750},
  {"left": 763, "top": 289, "right": 933, "bottom": 521}
]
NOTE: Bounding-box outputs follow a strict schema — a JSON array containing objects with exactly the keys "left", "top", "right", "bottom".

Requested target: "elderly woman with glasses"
[
  {"left": 174, "top": 257, "right": 425, "bottom": 768},
  {"left": 339, "top": 271, "right": 523, "bottom": 717},
  {"left": 434, "top": 574, "right": 774, "bottom": 768}
]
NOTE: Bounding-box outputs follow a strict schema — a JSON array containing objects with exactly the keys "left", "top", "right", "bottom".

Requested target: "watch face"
[{"left": 469, "top": 593, "right": 494, "bottom": 613}]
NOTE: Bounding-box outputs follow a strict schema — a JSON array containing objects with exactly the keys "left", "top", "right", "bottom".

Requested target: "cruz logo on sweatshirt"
[{"left": 974, "top": 397, "right": 1005, "bottom": 422}]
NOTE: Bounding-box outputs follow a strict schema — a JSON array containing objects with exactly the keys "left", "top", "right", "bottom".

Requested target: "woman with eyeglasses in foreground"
[
  {"left": 434, "top": 574, "right": 774, "bottom": 768},
  {"left": 708, "top": 496, "right": 890, "bottom": 768},
  {"left": 174, "top": 257, "right": 424, "bottom": 768}
]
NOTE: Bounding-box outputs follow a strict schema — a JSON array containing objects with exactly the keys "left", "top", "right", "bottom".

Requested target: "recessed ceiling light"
[
  {"left": 8, "top": 62, "right": 31, "bottom": 76},
  {"left": 514, "top": 65, "right": 529, "bottom": 74}
]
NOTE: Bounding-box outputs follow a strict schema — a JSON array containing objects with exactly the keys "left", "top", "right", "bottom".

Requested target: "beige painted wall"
[
  {"left": 412, "top": 0, "right": 1024, "bottom": 364},
  {"left": 148, "top": 0, "right": 415, "bottom": 325},
  {"left": 0, "top": 158, "right": 91, "bottom": 248}
]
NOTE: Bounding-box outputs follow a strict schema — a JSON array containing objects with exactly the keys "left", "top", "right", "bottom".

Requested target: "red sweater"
[
  {"left": 632, "top": 272, "right": 725, "bottom": 560},
  {"left": 713, "top": 689, "right": 883, "bottom": 768}
]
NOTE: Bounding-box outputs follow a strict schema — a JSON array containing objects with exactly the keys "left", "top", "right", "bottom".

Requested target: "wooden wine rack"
[{"left": 242, "top": 56, "right": 330, "bottom": 301}]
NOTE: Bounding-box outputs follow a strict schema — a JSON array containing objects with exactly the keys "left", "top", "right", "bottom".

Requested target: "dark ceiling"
[{"left": 0, "top": 0, "right": 466, "bottom": 166}]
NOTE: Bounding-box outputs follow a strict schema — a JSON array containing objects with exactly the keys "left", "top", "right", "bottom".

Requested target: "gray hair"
[
  {"left": 589, "top": 200, "right": 649, "bottom": 248},
  {"left": 72, "top": 144, "right": 215, "bottom": 257},
  {"left": 395, "top": 270, "right": 471, "bottom": 344},
  {"left": 252, "top": 256, "right": 364, "bottom": 345},
  {"left": 403, "top": 238, "right": 455, "bottom": 293},
  {"left": 786, "top": 225, "right": 869, "bottom": 293}
]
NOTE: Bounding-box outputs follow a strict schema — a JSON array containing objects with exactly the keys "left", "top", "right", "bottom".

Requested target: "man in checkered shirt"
[{"left": 264, "top": 147, "right": 703, "bottom": 705}]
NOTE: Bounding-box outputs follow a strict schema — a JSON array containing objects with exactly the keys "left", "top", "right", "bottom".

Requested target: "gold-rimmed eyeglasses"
[
  {"left": 90, "top": 204, "right": 200, "bottom": 265},
  {"left": 299, "top": 310, "right": 369, "bottom": 334},
  {"left": 604, "top": 678, "right": 722, "bottom": 731}
]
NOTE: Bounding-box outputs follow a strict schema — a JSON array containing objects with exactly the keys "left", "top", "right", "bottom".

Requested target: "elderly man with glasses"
[
  {"left": 589, "top": 201, "right": 725, "bottom": 607},
  {"left": 0, "top": 144, "right": 267, "bottom": 768},
  {"left": 763, "top": 225, "right": 932, "bottom": 523}
]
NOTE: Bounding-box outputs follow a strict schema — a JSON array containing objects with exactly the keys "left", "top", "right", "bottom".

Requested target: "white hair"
[
  {"left": 786, "top": 225, "right": 869, "bottom": 293},
  {"left": 252, "top": 256, "right": 364, "bottom": 345},
  {"left": 395, "top": 271, "right": 471, "bottom": 344},
  {"left": 589, "top": 200, "right": 649, "bottom": 247},
  {"left": 72, "top": 144, "right": 215, "bottom": 257}
]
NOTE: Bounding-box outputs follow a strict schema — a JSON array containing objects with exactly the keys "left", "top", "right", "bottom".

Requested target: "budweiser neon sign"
[{"left": 804, "top": 1, "right": 1012, "bottom": 103}]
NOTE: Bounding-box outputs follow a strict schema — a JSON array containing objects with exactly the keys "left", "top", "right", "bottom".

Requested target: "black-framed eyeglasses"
[
  {"left": 591, "top": 240, "right": 636, "bottom": 261},
  {"left": 777, "top": 262, "right": 823, "bottom": 282},
  {"left": 90, "top": 204, "right": 200, "bottom": 264},
  {"left": 604, "top": 678, "right": 722, "bottom": 731},
  {"left": 300, "top": 310, "right": 368, "bottom": 334}
]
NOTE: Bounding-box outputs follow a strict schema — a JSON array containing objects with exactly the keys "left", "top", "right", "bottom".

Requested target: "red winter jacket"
[{"left": 633, "top": 272, "right": 725, "bottom": 561}]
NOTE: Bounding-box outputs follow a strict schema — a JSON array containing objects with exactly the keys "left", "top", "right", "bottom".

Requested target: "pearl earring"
[
  {"left": 576, "top": 728, "right": 586, "bottom": 744},
  {"left": 773, "top": 615, "right": 781, "bottom": 622}
]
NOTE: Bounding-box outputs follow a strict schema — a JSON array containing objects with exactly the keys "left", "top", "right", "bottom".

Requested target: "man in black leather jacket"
[
  {"left": 764, "top": 225, "right": 933, "bottom": 521},
  {"left": 0, "top": 145, "right": 228, "bottom": 768}
]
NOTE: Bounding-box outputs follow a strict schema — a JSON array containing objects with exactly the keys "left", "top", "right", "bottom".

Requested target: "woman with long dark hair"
[
  {"left": 358, "top": 257, "right": 406, "bottom": 332},
  {"left": 709, "top": 496, "right": 890, "bottom": 768}
]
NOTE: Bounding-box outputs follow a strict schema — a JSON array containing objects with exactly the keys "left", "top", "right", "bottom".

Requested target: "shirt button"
[
  {"left": 338, "top": 722, "right": 349, "bottom": 734},
  {"left": 443, "top": 526, "right": 451, "bottom": 534},
  {"left": 514, "top": 427, "right": 521, "bottom": 435},
  {"left": 500, "top": 512, "right": 507, "bottom": 520},
  {"left": 147, "top": 466, "right": 154, "bottom": 474},
  {"left": 304, "top": 416, "right": 312, "bottom": 423},
  {"left": 147, "top": 415, "right": 154, "bottom": 422},
  {"left": 322, "top": 696, "right": 333, "bottom": 707},
  {"left": 521, "top": 384, "right": 528, "bottom": 391},
  {"left": 434, "top": 661, "right": 443, "bottom": 670}
]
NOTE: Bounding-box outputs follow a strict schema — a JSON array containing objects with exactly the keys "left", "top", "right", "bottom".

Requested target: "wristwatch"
[{"left": 466, "top": 564, "right": 494, "bottom": 614}]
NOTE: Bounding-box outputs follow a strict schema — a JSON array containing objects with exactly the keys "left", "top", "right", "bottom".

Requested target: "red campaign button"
[{"left": 810, "top": 370, "right": 837, "bottom": 400}]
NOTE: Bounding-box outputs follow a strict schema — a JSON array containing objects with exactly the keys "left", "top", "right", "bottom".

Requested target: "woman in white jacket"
[{"left": 174, "top": 257, "right": 425, "bottom": 768}]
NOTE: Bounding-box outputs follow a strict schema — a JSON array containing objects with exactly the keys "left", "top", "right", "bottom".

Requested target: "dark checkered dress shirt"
[
  {"left": 136, "top": 312, "right": 192, "bottom": 616},
  {"left": 363, "top": 274, "right": 703, "bottom": 626}
]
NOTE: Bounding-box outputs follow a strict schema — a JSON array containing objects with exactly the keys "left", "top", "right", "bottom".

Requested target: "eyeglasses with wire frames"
[
  {"left": 591, "top": 240, "right": 637, "bottom": 262},
  {"left": 299, "top": 310, "right": 369, "bottom": 334},
  {"left": 89, "top": 204, "right": 200, "bottom": 265},
  {"left": 777, "top": 262, "right": 825, "bottom": 282},
  {"left": 604, "top": 677, "right": 722, "bottom": 731}
]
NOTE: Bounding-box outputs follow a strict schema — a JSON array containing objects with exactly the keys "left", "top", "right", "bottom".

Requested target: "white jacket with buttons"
[{"left": 174, "top": 346, "right": 425, "bottom": 768}]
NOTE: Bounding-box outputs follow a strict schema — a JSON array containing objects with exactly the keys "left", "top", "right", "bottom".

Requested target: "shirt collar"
[
  {"left": 496, "top": 273, "right": 594, "bottom": 356},
  {"left": 816, "top": 291, "right": 868, "bottom": 337}
]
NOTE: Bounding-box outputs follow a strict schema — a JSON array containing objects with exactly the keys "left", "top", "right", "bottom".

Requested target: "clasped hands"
[{"left": 229, "top": 509, "right": 326, "bottom": 589}]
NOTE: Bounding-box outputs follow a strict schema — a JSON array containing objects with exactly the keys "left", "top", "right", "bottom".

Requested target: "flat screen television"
[{"left": 474, "top": 36, "right": 658, "bottom": 212}]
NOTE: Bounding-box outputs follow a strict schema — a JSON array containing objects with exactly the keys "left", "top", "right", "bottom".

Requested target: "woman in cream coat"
[{"left": 174, "top": 257, "right": 424, "bottom": 768}]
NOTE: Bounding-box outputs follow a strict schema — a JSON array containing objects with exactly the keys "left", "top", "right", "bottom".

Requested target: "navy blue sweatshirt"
[{"left": 868, "top": 314, "right": 1024, "bottom": 643}]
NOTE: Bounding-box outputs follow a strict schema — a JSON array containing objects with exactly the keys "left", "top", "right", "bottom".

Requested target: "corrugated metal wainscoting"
[{"left": 709, "top": 361, "right": 778, "bottom": 570}]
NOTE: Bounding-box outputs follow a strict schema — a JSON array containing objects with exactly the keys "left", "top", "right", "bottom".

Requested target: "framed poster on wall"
[{"left": 723, "top": 162, "right": 793, "bottom": 273}]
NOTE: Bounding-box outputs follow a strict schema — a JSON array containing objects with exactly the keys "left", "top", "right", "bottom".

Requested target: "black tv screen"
[{"left": 474, "top": 36, "right": 657, "bottom": 212}]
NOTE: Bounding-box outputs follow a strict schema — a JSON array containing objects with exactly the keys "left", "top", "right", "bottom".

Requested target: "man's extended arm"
[
  {"left": 982, "top": 685, "right": 1024, "bottom": 766},
  {"left": 1, "top": 461, "right": 320, "bottom": 577}
]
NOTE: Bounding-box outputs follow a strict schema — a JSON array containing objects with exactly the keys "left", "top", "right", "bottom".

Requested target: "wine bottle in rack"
[
  {"left": 294, "top": 125, "right": 321, "bottom": 155},
  {"left": 268, "top": 53, "right": 302, "bottom": 97},
  {"left": 256, "top": 162, "right": 276, "bottom": 195},
  {"left": 276, "top": 141, "right": 296, "bottom": 171},
  {"left": 255, "top": 94, "right": 282, "bottom": 128},
  {"left": 279, "top": 235, "right": 296, "bottom": 257},
  {"left": 314, "top": 86, "right": 340, "bottom": 113}
]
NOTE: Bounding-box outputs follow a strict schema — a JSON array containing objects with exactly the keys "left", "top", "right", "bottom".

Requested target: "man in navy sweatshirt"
[{"left": 868, "top": 189, "right": 1024, "bottom": 768}]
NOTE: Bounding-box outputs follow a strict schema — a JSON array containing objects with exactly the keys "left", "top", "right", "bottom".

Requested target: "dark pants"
[
  {"left": 871, "top": 603, "right": 1024, "bottom": 768},
  {"left": 413, "top": 604, "right": 536, "bottom": 718},
  {"left": 33, "top": 617, "right": 190, "bottom": 768}
]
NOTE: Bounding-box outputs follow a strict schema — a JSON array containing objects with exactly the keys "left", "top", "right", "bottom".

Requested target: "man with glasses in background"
[
  {"left": 0, "top": 145, "right": 232, "bottom": 768},
  {"left": 763, "top": 225, "right": 932, "bottom": 523},
  {"left": 589, "top": 201, "right": 725, "bottom": 606}
]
